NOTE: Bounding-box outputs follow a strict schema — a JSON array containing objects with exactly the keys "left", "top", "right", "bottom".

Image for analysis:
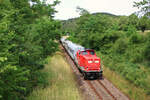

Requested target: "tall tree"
[
  {"left": 128, "top": 14, "right": 139, "bottom": 28},
  {"left": 134, "top": 0, "right": 150, "bottom": 17},
  {"left": 138, "top": 15, "right": 150, "bottom": 32},
  {"left": 0, "top": 0, "right": 61, "bottom": 100}
]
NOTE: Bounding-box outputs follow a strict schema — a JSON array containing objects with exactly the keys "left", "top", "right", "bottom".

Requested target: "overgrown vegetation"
[
  {"left": 103, "top": 66, "right": 150, "bottom": 100},
  {"left": 0, "top": 0, "right": 61, "bottom": 100},
  {"left": 1, "top": 0, "right": 150, "bottom": 99},
  {"left": 28, "top": 53, "right": 81, "bottom": 100},
  {"left": 62, "top": 1, "right": 150, "bottom": 99}
]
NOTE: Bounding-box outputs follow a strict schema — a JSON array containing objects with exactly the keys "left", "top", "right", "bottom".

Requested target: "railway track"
[{"left": 60, "top": 43, "right": 129, "bottom": 100}]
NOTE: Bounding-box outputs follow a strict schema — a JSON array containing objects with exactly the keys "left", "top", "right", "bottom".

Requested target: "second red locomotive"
[{"left": 61, "top": 37, "right": 103, "bottom": 79}]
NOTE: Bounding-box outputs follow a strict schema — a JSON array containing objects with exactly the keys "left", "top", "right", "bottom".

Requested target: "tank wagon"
[{"left": 61, "top": 37, "right": 103, "bottom": 79}]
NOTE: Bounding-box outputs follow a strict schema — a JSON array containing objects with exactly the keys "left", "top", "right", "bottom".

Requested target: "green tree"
[
  {"left": 138, "top": 15, "right": 150, "bottom": 32},
  {"left": 118, "top": 16, "right": 129, "bottom": 31},
  {"left": 76, "top": 6, "right": 89, "bottom": 15},
  {"left": 144, "top": 34, "right": 150, "bottom": 60},
  {"left": 74, "top": 11, "right": 112, "bottom": 49},
  {"left": 134, "top": 0, "right": 150, "bottom": 17},
  {"left": 128, "top": 14, "right": 139, "bottom": 29},
  {"left": 0, "top": 0, "right": 61, "bottom": 99}
]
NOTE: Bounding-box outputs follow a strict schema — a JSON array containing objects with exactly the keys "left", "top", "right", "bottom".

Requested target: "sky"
[{"left": 47, "top": 0, "right": 140, "bottom": 20}]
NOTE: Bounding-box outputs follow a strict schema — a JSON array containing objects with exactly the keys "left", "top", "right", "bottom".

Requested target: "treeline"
[
  {"left": 62, "top": 12, "right": 150, "bottom": 34},
  {"left": 63, "top": 3, "right": 150, "bottom": 95},
  {"left": 0, "top": 0, "right": 60, "bottom": 100}
]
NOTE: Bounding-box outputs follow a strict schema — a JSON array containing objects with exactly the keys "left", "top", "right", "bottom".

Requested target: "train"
[{"left": 60, "top": 37, "right": 103, "bottom": 79}]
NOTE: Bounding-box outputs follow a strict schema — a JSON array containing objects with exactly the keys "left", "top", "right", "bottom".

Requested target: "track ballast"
[{"left": 60, "top": 42, "right": 129, "bottom": 100}]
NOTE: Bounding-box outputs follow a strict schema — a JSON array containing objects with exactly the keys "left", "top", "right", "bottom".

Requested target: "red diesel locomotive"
[{"left": 61, "top": 38, "right": 103, "bottom": 79}]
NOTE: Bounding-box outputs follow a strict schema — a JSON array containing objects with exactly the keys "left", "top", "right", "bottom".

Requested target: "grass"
[
  {"left": 27, "top": 52, "right": 82, "bottom": 100},
  {"left": 97, "top": 51, "right": 150, "bottom": 100},
  {"left": 103, "top": 66, "right": 150, "bottom": 100},
  {"left": 138, "top": 30, "right": 150, "bottom": 35}
]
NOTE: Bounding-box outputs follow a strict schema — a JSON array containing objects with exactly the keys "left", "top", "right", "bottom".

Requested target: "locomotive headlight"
[
  {"left": 95, "top": 60, "right": 99, "bottom": 63},
  {"left": 88, "top": 61, "right": 92, "bottom": 63}
]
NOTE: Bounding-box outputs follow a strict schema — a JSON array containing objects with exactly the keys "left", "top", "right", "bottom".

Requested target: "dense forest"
[
  {"left": 63, "top": 0, "right": 150, "bottom": 96},
  {"left": 1, "top": 0, "right": 150, "bottom": 100},
  {"left": 0, "top": 0, "right": 61, "bottom": 100}
]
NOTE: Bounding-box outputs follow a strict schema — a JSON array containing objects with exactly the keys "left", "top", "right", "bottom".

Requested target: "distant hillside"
[
  {"left": 62, "top": 12, "right": 119, "bottom": 22},
  {"left": 61, "top": 12, "right": 120, "bottom": 33},
  {"left": 92, "top": 12, "right": 119, "bottom": 17}
]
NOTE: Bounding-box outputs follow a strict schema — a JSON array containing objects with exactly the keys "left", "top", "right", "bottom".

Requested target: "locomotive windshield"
[
  {"left": 82, "top": 51, "right": 88, "bottom": 55},
  {"left": 81, "top": 50, "right": 95, "bottom": 55},
  {"left": 90, "top": 51, "right": 95, "bottom": 55}
]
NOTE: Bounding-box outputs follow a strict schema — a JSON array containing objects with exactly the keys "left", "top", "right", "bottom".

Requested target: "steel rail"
[
  {"left": 97, "top": 80, "right": 117, "bottom": 100},
  {"left": 60, "top": 42, "right": 118, "bottom": 100}
]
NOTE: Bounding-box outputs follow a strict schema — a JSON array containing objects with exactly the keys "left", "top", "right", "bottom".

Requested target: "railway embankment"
[
  {"left": 102, "top": 66, "right": 150, "bottom": 100},
  {"left": 61, "top": 43, "right": 130, "bottom": 100},
  {"left": 96, "top": 52, "right": 150, "bottom": 100},
  {"left": 27, "top": 52, "right": 82, "bottom": 100},
  {"left": 28, "top": 43, "right": 150, "bottom": 100}
]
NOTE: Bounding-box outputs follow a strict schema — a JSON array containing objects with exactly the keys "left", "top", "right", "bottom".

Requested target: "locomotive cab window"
[
  {"left": 82, "top": 51, "right": 88, "bottom": 55},
  {"left": 90, "top": 51, "right": 95, "bottom": 55},
  {"left": 79, "top": 52, "right": 81, "bottom": 55}
]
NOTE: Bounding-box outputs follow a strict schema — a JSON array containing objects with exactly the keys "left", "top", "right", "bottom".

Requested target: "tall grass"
[
  {"left": 96, "top": 51, "right": 150, "bottom": 100},
  {"left": 27, "top": 52, "right": 82, "bottom": 100},
  {"left": 103, "top": 66, "right": 150, "bottom": 100}
]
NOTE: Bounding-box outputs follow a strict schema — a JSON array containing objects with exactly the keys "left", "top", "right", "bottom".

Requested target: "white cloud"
[
  {"left": 79, "top": 0, "right": 138, "bottom": 15},
  {"left": 48, "top": 0, "right": 139, "bottom": 20}
]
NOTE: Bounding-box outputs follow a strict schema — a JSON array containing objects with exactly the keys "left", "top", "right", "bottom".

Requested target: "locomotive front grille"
[{"left": 88, "top": 67, "right": 100, "bottom": 70}]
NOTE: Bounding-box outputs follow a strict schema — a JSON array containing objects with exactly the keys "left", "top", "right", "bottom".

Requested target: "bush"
[
  {"left": 129, "top": 33, "right": 145, "bottom": 44},
  {"left": 144, "top": 41, "right": 150, "bottom": 60},
  {"left": 0, "top": 0, "right": 60, "bottom": 100},
  {"left": 113, "top": 38, "right": 129, "bottom": 54},
  {"left": 126, "top": 25, "right": 137, "bottom": 36}
]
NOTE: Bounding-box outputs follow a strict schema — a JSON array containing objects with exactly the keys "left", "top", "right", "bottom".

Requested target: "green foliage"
[
  {"left": 64, "top": 7, "right": 150, "bottom": 95},
  {"left": 128, "top": 14, "right": 139, "bottom": 28},
  {"left": 118, "top": 14, "right": 140, "bottom": 31},
  {"left": 61, "top": 19, "right": 77, "bottom": 34},
  {"left": 134, "top": 0, "right": 150, "bottom": 17},
  {"left": 138, "top": 16, "right": 150, "bottom": 32},
  {"left": 126, "top": 25, "right": 137, "bottom": 36},
  {"left": 129, "top": 33, "right": 145, "bottom": 44},
  {"left": 144, "top": 34, "right": 150, "bottom": 60},
  {"left": 113, "top": 38, "right": 129, "bottom": 54},
  {"left": 103, "top": 54, "right": 148, "bottom": 92},
  {"left": 118, "top": 16, "right": 129, "bottom": 31},
  {"left": 0, "top": 0, "right": 61, "bottom": 100},
  {"left": 76, "top": 6, "right": 89, "bottom": 15},
  {"left": 145, "top": 44, "right": 150, "bottom": 60},
  {"left": 73, "top": 13, "right": 113, "bottom": 50}
]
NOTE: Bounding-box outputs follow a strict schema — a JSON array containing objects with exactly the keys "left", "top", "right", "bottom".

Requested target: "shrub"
[
  {"left": 113, "top": 38, "right": 129, "bottom": 54},
  {"left": 126, "top": 25, "right": 137, "bottom": 37},
  {"left": 129, "top": 33, "right": 145, "bottom": 44},
  {"left": 144, "top": 41, "right": 150, "bottom": 60}
]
